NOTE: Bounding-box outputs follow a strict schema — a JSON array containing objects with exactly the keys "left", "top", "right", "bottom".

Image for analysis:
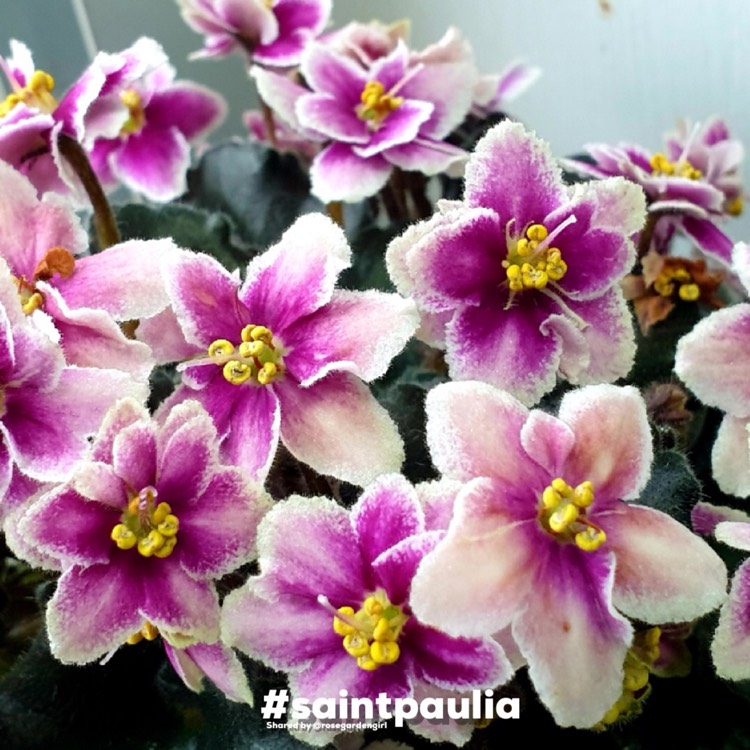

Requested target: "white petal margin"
[
  {"left": 716, "top": 521, "right": 750, "bottom": 552},
  {"left": 713, "top": 415, "right": 750, "bottom": 498},
  {"left": 603, "top": 504, "right": 728, "bottom": 623},
  {"left": 712, "top": 560, "right": 750, "bottom": 680},
  {"left": 732, "top": 241, "right": 750, "bottom": 297}
]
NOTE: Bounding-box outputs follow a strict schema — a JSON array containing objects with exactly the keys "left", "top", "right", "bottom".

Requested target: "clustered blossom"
[
  {"left": 387, "top": 120, "right": 646, "bottom": 406},
  {"left": 177, "top": 0, "right": 332, "bottom": 67},
  {"left": 0, "top": 36, "right": 225, "bottom": 203},
  {"left": 0, "top": 4, "right": 748, "bottom": 745},
  {"left": 253, "top": 34, "right": 473, "bottom": 202},
  {"left": 562, "top": 117, "right": 743, "bottom": 263}
]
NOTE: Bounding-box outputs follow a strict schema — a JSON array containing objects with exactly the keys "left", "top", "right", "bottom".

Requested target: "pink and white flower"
[
  {"left": 253, "top": 37, "right": 473, "bottom": 202},
  {"left": 410, "top": 381, "right": 727, "bottom": 727},
  {"left": 222, "top": 473, "right": 512, "bottom": 746},
  {"left": 146, "top": 212, "right": 418, "bottom": 485},
  {"left": 85, "top": 37, "right": 226, "bottom": 202},
  {"left": 387, "top": 120, "right": 645, "bottom": 406},
  {"left": 20, "top": 398, "right": 268, "bottom": 664},
  {"left": 675, "top": 242, "right": 750, "bottom": 497},
  {"left": 177, "top": 0, "right": 331, "bottom": 67}
]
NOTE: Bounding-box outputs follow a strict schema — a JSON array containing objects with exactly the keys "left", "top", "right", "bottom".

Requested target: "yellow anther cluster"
[
  {"left": 597, "top": 627, "right": 661, "bottom": 729},
  {"left": 726, "top": 196, "right": 744, "bottom": 216},
  {"left": 649, "top": 152, "right": 702, "bottom": 180},
  {"left": 207, "top": 325, "right": 283, "bottom": 387},
  {"left": 126, "top": 620, "right": 159, "bottom": 645},
  {"left": 0, "top": 69, "right": 57, "bottom": 118},
  {"left": 653, "top": 265, "right": 700, "bottom": 302},
  {"left": 11, "top": 276, "right": 45, "bottom": 315},
  {"left": 119, "top": 88, "right": 146, "bottom": 135},
  {"left": 110, "top": 486, "right": 179, "bottom": 559},
  {"left": 538, "top": 478, "right": 606, "bottom": 552},
  {"left": 357, "top": 81, "right": 403, "bottom": 126},
  {"left": 502, "top": 223, "right": 567, "bottom": 292},
  {"left": 332, "top": 591, "right": 408, "bottom": 672}
]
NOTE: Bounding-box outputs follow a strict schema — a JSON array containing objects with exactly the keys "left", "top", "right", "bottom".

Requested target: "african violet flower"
[
  {"left": 410, "top": 381, "right": 727, "bottom": 727},
  {"left": 0, "top": 160, "right": 176, "bottom": 380},
  {"left": 222, "top": 473, "right": 512, "bottom": 746},
  {"left": 561, "top": 118, "right": 741, "bottom": 263},
  {"left": 0, "top": 262, "right": 148, "bottom": 517},
  {"left": 387, "top": 120, "right": 645, "bottom": 406},
  {"left": 85, "top": 37, "right": 226, "bottom": 202},
  {"left": 675, "top": 242, "right": 750, "bottom": 497},
  {"left": 146, "top": 212, "right": 418, "bottom": 485},
  {"left": 691, "top": 502, "right": 750, "bottom": 680},
  {"left": 20, "top": 398, "right": 268, "bottom": 663},
  {"left": 0, "top": 39, "right": 111, "bottom": 199},
  {"left": 253, "top": 37, "right": 473, "bottom": 202},
  {"left": 177, "top": 0, "right": 331, "bottom": 67}
]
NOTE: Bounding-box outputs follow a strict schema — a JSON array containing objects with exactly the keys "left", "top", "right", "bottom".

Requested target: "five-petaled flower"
[
  {"left": 20, "top": 398, "right": 268, "bottom": 664},
  {"left": 410, "top": 381, "right": 727, "bottom": 727},
  {"left": 222, "top": 473, "right": 512, "bottom": 746},
  {"left": 147, "top": 212, "right": 418, "bottom": 485},
  {"left": 387, "top": 120, "right": 646, "bottom": 406}
]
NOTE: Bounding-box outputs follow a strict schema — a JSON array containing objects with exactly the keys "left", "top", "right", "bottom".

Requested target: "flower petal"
[
  {"left": 712, "top": 560, "right": 750, "bottom": 680},
  {"left": 276, "top": 372, "right": 405, "bottom": 486},
  {"left": 512, "top": 545, "right": 632, "bottom": 728},
  {"left": 602, "top": 504, "right": 727, "bottom": 622},
  {"left": 712, "top": 415, "right": 750, "bottom": 498},
  {"left": 557, "top": 384, "right": 652, "bottom": 501},
  {"left": 310, "top": 142, "right": 391, "bottom": 203}
]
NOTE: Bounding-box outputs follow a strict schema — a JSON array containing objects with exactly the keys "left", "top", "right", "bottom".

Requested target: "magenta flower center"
[
  {"left": 502, "top": 221, "right": 568, "bottom": 293},
  {"left": 207, "top": 325, "right": 284, "bottom": 386},
  {"left": 356, "top": 81, "right": 403, "bottom": 129},
  {"left": 110, "top": 485, "right": 180, "bottom": 558},
  {"left": 0, "top": 68, "right": 57, "bottom": 118},
  {"left": 119, "top": 88, "right": 146, "bottom": 135},
  {"left": 331, "top": 590, "right": 408, "bottom": 671},
  {"left": 537, "top": 477, "right": 606, "bottom": 552}
]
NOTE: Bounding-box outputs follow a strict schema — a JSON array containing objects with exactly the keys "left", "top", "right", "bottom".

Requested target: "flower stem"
[
  {"left": 57, "top": 133, "right": 120, "bottom": 251},
  {"left": 637, "top": 212, "right": 659, "bottom": 258},
  {"left": 326, "top": 201, "right": 344, "bottom": 228}
]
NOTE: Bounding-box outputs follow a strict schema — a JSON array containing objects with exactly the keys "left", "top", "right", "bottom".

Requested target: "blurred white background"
[{"left": 2, "top": 0, "right": 748, "bottom": 239}]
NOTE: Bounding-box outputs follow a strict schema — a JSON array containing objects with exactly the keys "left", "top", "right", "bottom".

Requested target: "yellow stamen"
[
  {"left": 137, "top": 529, "right": 165, "bottom": 557},
  {"left": 223, "top": 360, "right": 252, "bottom": 385},
  {"left": 328, "top": 590, "right": 407, "bottom": 672},
  {"left": 343, "top": 633, "right": 371, "bottom": 658},
  {"left": 257, "top": 362, "right": 278, "bottom": 385},
  {"left": 1, "top": 69, "right": 57, "bottom": 117},
  {"left": 333, "top": 607, "right": 356, "bottom": 637},
  {"left": 208, "top": 339, "right": 235, "bottom": 359},
  {"left": 726, "top": 196, "right": 743, "bottom": 216},
  {"left": 549, "top": 503, "right": 579, "bottom": 532},
  {"left": 120, "top": 88, "right": 145, "bottom": 135},
  {"left": 526, "top": 224, "right": 548, "bottom": 242},
  {"left": 357, "top": 81, "right": 403, "bottom": 126},
  {"left": 111, "top": 524, "right": 137, "bottom": 550},
  {"left": 22, "top": 291, "right": 44, "bottom": 315},
  {"left": 141, "top": 621, "right": 159, "bottom": 641},
  {"left": 111, "top": 487, "right": 179, "bottom": 560},
  {"left": 370, "top": 640, "right": 400, "bottom": 665},
  {"left": 678, "top": 283, "right": 700, "bottom": 302},
  {"left": 575, "top": 526, "right": 607, "bottom": 552}
]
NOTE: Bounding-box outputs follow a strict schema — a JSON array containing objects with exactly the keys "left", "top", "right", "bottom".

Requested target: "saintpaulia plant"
[
  {"left": 561, "top": 118, "right": 742, "bottom": 263},
  {"left": 145, "top": 212, "right": 418, "bottom": 484},
  {"left": 177, "top": 0, "right": 331, "bottom": 67},
  {"left": 0, "top": 262, "right": 148, "bottom": 517},
  {"left": 675, "top": 242, "right": 750, "bottom": 497},
  {"left": 409, "top": 381, "right": 727, "bottom": 728},
  {"left": 387, "top": 121, "right": 646, "bottom": 406},
  {"left": 222, "top": 474, "right": 512, "bottom": 747},
  {"left": 85, "top": 37, "right": 226, "bottom": 202},
  {"left": 19, "top": 398, "right": 268, "bottom": 664},
  {"left": 253, "top": 37, "right": 473, "bottom": 202},
  {"left": 0, "top": 161, "right": 174, "bottom": 380}
]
